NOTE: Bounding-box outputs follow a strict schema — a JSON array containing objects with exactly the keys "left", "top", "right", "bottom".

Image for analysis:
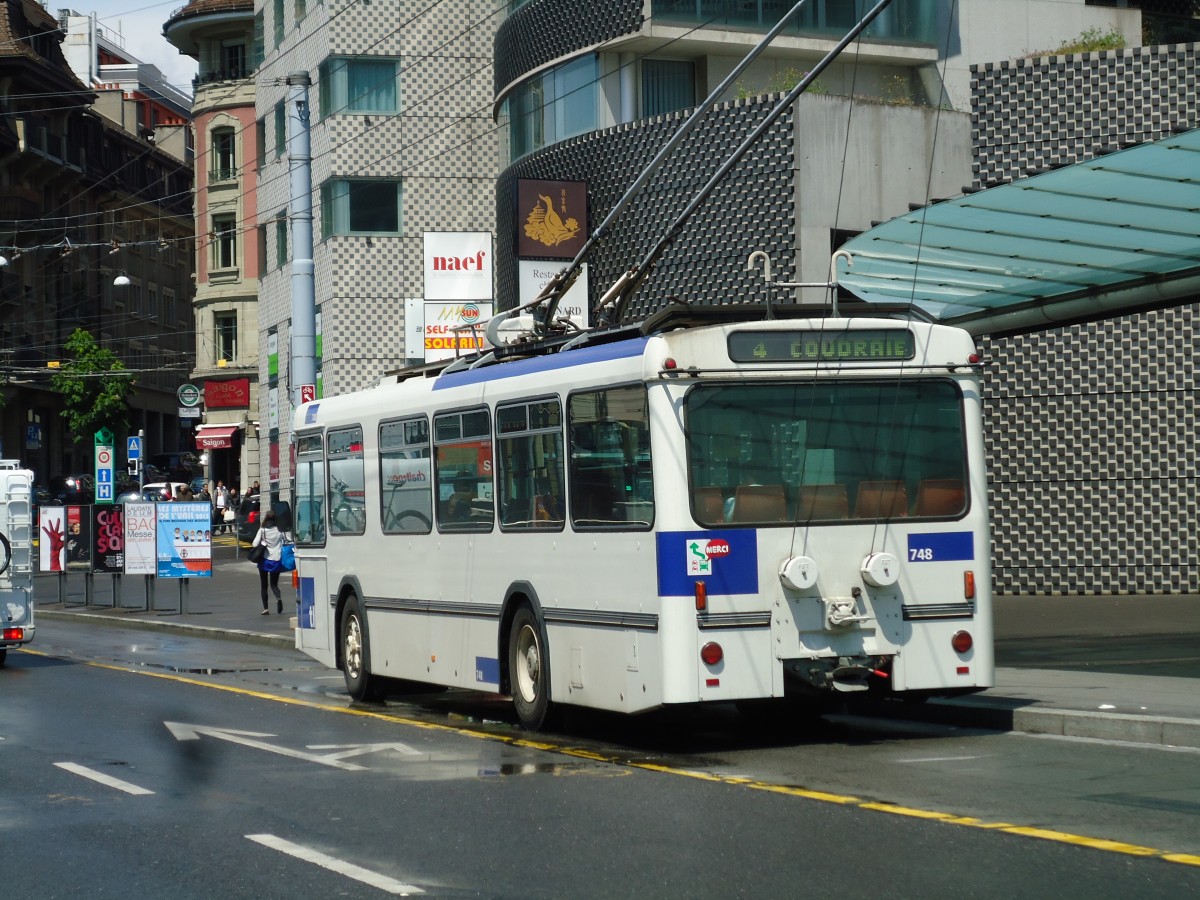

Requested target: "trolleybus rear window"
[{"left": 686, "top": 379, "right": 966, "bottom": 526}]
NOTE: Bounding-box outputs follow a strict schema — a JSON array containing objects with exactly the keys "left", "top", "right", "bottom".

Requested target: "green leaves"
[{"left": 50, "top": 328, "right": 134, "bottom": 443}]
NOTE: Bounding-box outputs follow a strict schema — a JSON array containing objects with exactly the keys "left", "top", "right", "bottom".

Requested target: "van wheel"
[
  {"left": 509, "top": 606, "right": 553, "bottom": 730},
  {"left": 341, "top": 594, "right": 377, "bottom": 702}
]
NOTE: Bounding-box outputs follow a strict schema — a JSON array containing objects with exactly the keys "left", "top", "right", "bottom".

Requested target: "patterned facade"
[
  {"left": 973, "top": 45, "right": 1200, "bottom": 594},
  {"left": 255, "top": 0, "right": 499, "bottom": 490}
]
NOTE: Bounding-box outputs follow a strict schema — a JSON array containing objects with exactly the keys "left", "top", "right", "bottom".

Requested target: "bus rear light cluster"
[
  {"left": 3, "top": 627, "right": 24, "bottom": 641},
  {"left": 700, "top": 642, "right": 723, "bottom": 666},
  {"left": 694, "top": 581, "right": 707, "bottom": 611},
  {"left": 951, "top": 631, "right": 973, "bottom": 654},
  {"left": 964, "top": 570, "right": 976, "bottom": 600}
]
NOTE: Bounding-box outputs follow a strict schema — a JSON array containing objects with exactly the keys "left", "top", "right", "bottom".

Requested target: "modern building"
[
  {"left": 164, "top": 0, "right": 264, "bottom": 494},
  {"left": 253, "top": 0, "right": 500, "bottom": 499},
  {"left": 0, "top": 2, "right": 195, "bottom": 480},
  {"left": 490, "top": 0, "right": 1200, "bottom": 594}
]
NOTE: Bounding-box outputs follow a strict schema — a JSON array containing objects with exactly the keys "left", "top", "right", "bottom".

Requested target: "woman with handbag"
[{"left": 250, "top": 510, "right": 291, "bottom": 614}]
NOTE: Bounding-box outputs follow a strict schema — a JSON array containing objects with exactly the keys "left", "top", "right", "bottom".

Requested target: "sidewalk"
[{"left": 31, "top": 556, "right": 1200, "bottom": 748}]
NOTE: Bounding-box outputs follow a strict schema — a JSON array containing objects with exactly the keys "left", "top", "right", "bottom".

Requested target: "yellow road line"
[{"left": 20, "top": 647, "right": 1200, "bottom": 869}]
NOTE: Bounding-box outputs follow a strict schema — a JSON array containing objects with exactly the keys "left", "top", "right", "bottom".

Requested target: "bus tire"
[
  {"left": 340, "top": 594, "right": 378, "bottom": 702},
  {"left": 509, "top": 606, "right": 553, "bottom": 731}
]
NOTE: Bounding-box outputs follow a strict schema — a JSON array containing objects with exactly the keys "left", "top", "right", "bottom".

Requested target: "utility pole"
[{"left": 286, "top": 71, "right": 316, "bottom": 410}]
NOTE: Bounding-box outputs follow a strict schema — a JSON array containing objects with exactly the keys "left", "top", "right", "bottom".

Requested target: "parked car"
[
  {"left": 236, "top": 495, "right": 292, "bottom": 543},
  {"left": 145, "top": 452, "right": 202, "bottom": 484},
  {"left": 47, "top": 473, "right": 94, "bottom": 505},
  {"left": 140, "top": 482, "right": 189, "bottom": 502}
]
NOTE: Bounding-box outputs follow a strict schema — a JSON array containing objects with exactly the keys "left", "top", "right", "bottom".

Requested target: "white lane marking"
[
  {"left": 54, "top": 762, "right": 155, "bottom": 795},
  {"left": 306, "top": 742, "right": 422, "bottom": 760},
  {"left": 164, "top": 722, "right": 366, "bottom": 771},
  {"left": 895, "top": 755, "right": 987, "bottom": 764},
  {"left": 246, "top": 834, "right": 423, "bottom": 895}
]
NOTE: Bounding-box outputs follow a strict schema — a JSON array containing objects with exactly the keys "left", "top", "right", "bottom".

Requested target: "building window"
[
  {"left": 211, "top": 128, "right": 236, "bottom": 181},
  {"left": 509, "top": 54, "right": 598, "bottom": 160},
  {"left": 253, "top": 12, "right": 264, "bottom": 66},
  {"left": 318, "top": 57, "right": 400, "bottom": 116},
  {"left": 275, "top": 211, "right": 288, "bottom": 269},
  {"left": 215, "top": 312, "right": 237, "bottom": 365},
  {"left": 164, "top": 288, "right": 176, "bottom": 326},
  {"left": 147, "top": 285, "right": 159, "bottom": 321},
  {"left": 255, "top": 117, "right": 266, "bottom": 170},
  {"left": 212, "top": 214, "right": 237, "bottom": 269},
  {"left": 642, "top": 59, "right": 695, "bottom": 118},
  {"left": 320, "top": 179, "right": 402, "bottom": 238},
  {"left": 273, "top": 0, "right": 284, "bottom": 47},
  {"left": 273, "top": 102, "right": 285, "bottom": 159},
  {"left": 222, "top": 42, "right": 246, "bottom": 78},
  {"left": 296, "top": 0, "right": 307, "bottom": 23}
]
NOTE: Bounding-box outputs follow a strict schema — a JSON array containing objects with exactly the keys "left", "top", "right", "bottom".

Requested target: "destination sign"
[{"left": 728, "top": 329, "right": 915, "bottom": 363}]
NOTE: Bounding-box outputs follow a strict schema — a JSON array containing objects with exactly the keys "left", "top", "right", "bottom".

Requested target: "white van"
[{"left": 0, "top": 461, "right": 35, "bottom": 665}]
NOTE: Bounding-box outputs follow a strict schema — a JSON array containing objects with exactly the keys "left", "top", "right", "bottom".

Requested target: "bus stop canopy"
[{"left": 834, "top": 128, "right": 1200, "bottom": 337}]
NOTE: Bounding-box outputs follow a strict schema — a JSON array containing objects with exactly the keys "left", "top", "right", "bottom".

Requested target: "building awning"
[
  {"left": 194, "top": 425, "right": 239, "bottom": 450},
  {"left": 835, "top": 128, "right": 1200, "bottom": 337}
]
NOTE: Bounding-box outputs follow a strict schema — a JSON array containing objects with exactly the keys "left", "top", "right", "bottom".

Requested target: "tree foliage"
[{"left": 50, "top": 328, "right": 134, "bottom": 442}]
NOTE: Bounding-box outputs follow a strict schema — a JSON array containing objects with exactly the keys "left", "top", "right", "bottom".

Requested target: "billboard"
[
  {"left": 155, "top": 502, "right": 213, "bottom": 578},
  {"left": 123, "top": 502, "right": 157, "bottom": 575},
  {"left": 424, "top": 232, "right": 493, "bottom": 301}
]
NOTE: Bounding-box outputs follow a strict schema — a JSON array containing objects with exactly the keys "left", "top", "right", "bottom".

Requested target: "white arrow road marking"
[
  {"left": 305, "top": 742, "right": 422, "bottom": 761},
  {"left": 247, "top": 834, "right": 423, "bottom": 895},
  {"left": 55, "top": 762, "right": 155, "bottom": 796},
  {"left": 164, "top": 722, "right": 366, "bottom": 771}
]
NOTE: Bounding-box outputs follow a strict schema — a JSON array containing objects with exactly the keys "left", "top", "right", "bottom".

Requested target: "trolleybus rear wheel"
[
  {"left": 509, "top": 606, "right": 552, "bottom": 730},
  {"left": 341, "top": 594, "right": 377, "bottom": 702}
]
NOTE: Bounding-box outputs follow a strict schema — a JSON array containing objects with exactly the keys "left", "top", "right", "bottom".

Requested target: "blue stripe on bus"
[
  {"left": 907, "top": 531, "right": 974, "bottom": 562},
  {"left": 433, "top": 337, "right": 650, "bottom": 390},
  {"left": 475, "top": 656, "right": 500, "bottom": 686},
  {"left": 298, "top": 577, "right": 317, "bottom": 629},
  {"left": 656, "top": 530, "right": 759, "bottom": 597}
]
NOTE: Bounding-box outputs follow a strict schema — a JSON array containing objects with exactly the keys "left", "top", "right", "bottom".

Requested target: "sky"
[{"left": 60, "top": 1, "right": 199, "bottom": 93}]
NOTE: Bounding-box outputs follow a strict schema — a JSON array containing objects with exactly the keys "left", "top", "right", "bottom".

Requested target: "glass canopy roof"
[{"left": 834, "top": 128, "right": 1200, "bottom": 336}]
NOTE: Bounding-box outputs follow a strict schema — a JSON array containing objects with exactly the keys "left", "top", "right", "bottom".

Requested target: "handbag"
[
  {"left": 223, "top": 508, "right": 236, "bottom": 523},
  {"left": 247, "top": 543, "right": 266, "bottom": 564},
  {"left": 280, "top": 543, "right": 296, "bottom": 571}
]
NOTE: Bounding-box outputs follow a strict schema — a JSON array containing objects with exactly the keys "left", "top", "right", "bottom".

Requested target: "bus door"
[{"left": 293, "top": 433, "right": 335, "bottom": 666}]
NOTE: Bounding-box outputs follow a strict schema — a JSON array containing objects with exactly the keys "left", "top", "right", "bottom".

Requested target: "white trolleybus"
[{"left": 291, "top": 307, "right": 993, "bottom": 729}]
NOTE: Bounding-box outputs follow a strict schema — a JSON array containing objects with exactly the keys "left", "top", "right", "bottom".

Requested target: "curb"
[
  {"left": 856, "top": 695, "right": 1200, "bottom": 750},
  {"left": 36, "top": 608, "right": 294, "bottom": 650}
]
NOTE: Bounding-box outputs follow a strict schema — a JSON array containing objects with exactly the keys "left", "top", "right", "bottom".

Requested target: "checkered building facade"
[
  {"left": 256, "top": 0, "right": 498, "bottom": 470},
  {"left": 973, "top": 45, "right": 1200, "bottom": 594}
]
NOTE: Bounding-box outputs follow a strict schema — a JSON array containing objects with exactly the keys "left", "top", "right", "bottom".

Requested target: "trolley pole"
[{"left": 286, "top": 71, "right": 317, "bottom": 410}]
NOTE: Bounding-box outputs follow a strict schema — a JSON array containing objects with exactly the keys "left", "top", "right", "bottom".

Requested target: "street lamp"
[{"left": 113, "top": 271, "right": 131, "bottom": 287}]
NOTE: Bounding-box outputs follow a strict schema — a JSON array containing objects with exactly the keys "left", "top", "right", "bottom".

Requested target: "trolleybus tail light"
[
  {"left": 700, "top": 642, "right": 723, "bottom": 666},
  {"left": 3, "top": 627, "right": 24, "bottom": 641},
  {"left": 695, "top": 581, "right": 707, "bottom": 611},
  {"left": 968, "top": 352, "right": 982, "bottom": 364},
  {"left": 663, "top": 357, "right": 678, "bottom": 370},
  {"left": 951, "top": 630, "right": 973, "bottom": 654},
  {"left": 963, "top": 570, "right": 976, "bottom": 600}
]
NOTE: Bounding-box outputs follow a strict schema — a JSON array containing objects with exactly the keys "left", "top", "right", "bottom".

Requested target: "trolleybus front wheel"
[
  {"left": 341, "top": 594, "right": 378, "bottom": 702},
  {"left": 509, "top": 606, "right": 553, "bottom": 731}
]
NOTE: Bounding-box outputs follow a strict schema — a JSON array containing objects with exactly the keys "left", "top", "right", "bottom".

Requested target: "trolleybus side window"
[
  {"left": 434, "top": 408, "right": 494, "bottom": 532},
  {"left": 379, "top": 416, "right": 432, "bottom": 534},
  {"left": 294, "top": 433, "right": 326, "bottom": 545},
  {"left": 568, "top": 385, "right": 654, "bottom": 530},
  {"left": 686, "top": 379, "right": 967, "bottom": 526},
  {"left": 496, "top": 399, "right": 565, "bottom": 531},
  {"left": 328, "top": 425, "right": 366, "bottom": 535}
]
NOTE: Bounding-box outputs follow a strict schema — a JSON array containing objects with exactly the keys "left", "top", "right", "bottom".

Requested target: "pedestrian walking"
[
  {"left": 250, "top": 510, "right": 291, "bottom": 614},
  {"left": 214, "top": 480, "right": 229, "bottom": 533}
]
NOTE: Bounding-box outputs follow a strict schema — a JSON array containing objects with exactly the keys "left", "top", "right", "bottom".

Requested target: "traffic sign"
[
  {"left": 94, "top": 430, "right": 115, "bottom": 505},
  {"left": 127, "top": 436, "right": 142, "bottom": 460},
  {"left": 300, "top": 384, "right": 315, "bottom": 404}
]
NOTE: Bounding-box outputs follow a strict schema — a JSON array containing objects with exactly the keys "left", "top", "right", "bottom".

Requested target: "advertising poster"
[
  {"left": 38, "top": 506, "right": 67, "bottom": 572},
  {"left": 65, "top": 505, "right": 92, "bottom": 568},
  {"left": 423, "top": 231, "right": 494, "bottom": 300},
  {"left": 92, "top": 505, "right": 125, "bottom": 574},
  {"left": 123, "top": 502, "right": 157, "bottom": 575},
  {"left": 422, "top": 301, "right": 494, "bottom": 362},
  {"left": 156, "top": 502, "right": 213, "bottom": 578}
]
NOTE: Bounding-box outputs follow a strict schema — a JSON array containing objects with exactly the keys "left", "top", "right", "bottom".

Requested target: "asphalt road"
[{"left": 4, "top": 620, "right": 1199, "bottom": 898}]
